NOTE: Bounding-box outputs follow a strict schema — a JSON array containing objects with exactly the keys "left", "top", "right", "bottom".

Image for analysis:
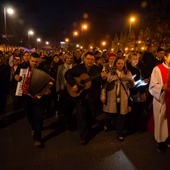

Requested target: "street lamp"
[
  {"left": 65, "top": 38, "right": 69, "bottom": 49},
  {"left": 73, "top": 31, "right": 79, "bottom": 37},
  {"left": 102, "top": 41, "right": 106, "bottom": 46},
  {"left": 45, "top": 41, "right": 49, "bottom": 45},
  {"left": 82, "top": 24, "right": 87, "bottom": 30},
  {"left": 65, "top": 38, "right": 69, "bottom": 43},
  {"left": 3, "top": 7, "right": 14, "bottom": 38},
  {"left": 101, "top": 41, "right": 107, "bottom": 49},
  {"left": 129, "top": 17, "right": 135, "bottom": 32},
  {"left": 81, "top": 24, "right": 88, "bottom": 46},
  {"left": 28, "top": 30, "right": 34, "bottom": 47},
  {"left": 73, "top": 31, "right": 79, "bottom": 43},
  {"left": 36, "top": 38, "right": 41, "bottom": 49}
]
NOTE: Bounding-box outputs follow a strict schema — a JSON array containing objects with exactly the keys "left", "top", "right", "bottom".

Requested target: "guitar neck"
[{"left": 83, "top": 72, "right": 101, "bottom": 84}]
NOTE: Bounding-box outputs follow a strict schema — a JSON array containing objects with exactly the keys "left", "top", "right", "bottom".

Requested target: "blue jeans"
[{"left": 104, "top": 103, "right": 125, "bottom": 137}]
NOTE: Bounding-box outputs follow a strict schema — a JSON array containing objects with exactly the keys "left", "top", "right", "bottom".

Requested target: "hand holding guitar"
[{"left": 72, "top": 84, "right": 78, "bottom": 92}]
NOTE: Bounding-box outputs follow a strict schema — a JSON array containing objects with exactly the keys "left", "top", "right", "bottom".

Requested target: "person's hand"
[
  {"left": 72, "top": 84, "right": 78, "bottom": 92},
  {"left": 101, "top": 71, "right": 107, "bottom": 80},
  {"left": 128, "top": 106, "right": 132, "bottom": 112},
  {"left": 44, "top": 89, "right": 51, "bottom": 95},
  {"left": 162, "top": 84, "right": 168, "bottom": 91},
  {"left": 129, "top": 78, "right": 135, "bottom": 83},
  {"left": 144, "top": 78, "right": 149, "bottom": 83},
  {"left": 14, "top": 75, "right": 22, "bottom": 82},
  {"left": 101, "top": 99, "right": 106, "bottom": 104}
]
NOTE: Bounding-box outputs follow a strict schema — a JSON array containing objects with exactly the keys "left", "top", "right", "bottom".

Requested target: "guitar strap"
[{"left": 86, "top": 67, "right": 91, "bottom": 73}]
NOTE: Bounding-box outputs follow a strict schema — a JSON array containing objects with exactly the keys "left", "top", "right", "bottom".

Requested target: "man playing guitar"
[{"left": 65, "top": 51, "right": 107, "bottom": 145}]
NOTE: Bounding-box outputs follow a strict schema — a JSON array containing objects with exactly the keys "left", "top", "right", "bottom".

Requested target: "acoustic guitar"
[{"left": 66, "top": 72, "right": 101, "bottom": 97}]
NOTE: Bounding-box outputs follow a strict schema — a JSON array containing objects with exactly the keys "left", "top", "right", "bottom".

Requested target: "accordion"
[{"left": 15, "top": 67, "right": 55, "bottom": 99}]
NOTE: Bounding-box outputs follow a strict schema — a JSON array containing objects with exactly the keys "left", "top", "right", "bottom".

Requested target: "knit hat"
[{"left": 108, "top": 52, "right": 116, "bottom": 59}]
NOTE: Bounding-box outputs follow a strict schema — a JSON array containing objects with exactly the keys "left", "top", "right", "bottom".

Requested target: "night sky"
[{"left": 1, "top": 0, "right": 145, "bottom": 44}]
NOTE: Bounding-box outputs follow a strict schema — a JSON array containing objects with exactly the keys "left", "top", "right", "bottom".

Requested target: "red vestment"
[{"left": 158, "top": 64, "right": 170, "bottom": 136}]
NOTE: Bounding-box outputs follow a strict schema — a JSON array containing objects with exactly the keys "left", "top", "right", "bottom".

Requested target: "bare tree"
[{"left": 141, "top": 0, "right": 170, "bottom": 48}]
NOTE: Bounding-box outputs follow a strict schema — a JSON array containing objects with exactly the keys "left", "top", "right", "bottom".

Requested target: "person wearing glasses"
[{"left": 65, "top": 51, "right": 107, "bottom": 145}]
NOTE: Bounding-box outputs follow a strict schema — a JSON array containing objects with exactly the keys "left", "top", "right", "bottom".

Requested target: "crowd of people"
[{"left": 0, "top": 47, "right": 170, "bottom": 152}]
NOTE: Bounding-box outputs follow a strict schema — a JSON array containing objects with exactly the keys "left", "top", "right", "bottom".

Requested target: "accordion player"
[{"left": 15, "top": 67, "right": 55, "bottom": 100}]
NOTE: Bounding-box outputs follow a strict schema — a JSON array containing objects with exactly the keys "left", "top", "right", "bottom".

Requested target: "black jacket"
[{"left": 65, "top": 63, "right": 103, "bottom": 101}]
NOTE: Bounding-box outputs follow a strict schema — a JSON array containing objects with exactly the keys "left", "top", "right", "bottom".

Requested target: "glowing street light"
[
  {"left": 36, "top": 38, "right": 41, "bottom": 49},
  {"left": 28, "top": 30, "right": 34, "bottom": 36},
  {"left": 3, "top": 7, "right": 14, "bottom": 38},
  {"left": 82, "top": 24, "right": 87, "bottom": 30},
  {"left": 102, "top": 41, "right": 106, "bottom": 46},
  {"left": 65, "top": 38, "right": 69, "bottom": 43},
  {"left": 28, "top": 30, "right": 34, "bottom": 42},
  {"left": 129, "top": 17, "right": 135, "bottom": 32},
  {"left": 45, "top": 41, "right": 49, "bottom": 45},
  {"left": 28, "top": 30, "right": 34, "bottom": 47},
  {"left": 37, "top": 38, "right": 41, "bottom": 42},
  {"left": 73, "top": 31, "right": 79, "bottom": 43},
  {"left": 81, "top": 23, "right": 88, "bottom": 45},
  {"left": 73, "top": 31, "right": 79, "bottom": 37}
]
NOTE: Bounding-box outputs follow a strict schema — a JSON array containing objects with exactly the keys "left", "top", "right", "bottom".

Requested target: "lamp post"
[
  {"left": 3, "top": 7, "right": 14, "bottom": 38},
  {"left": 45, "top": 41, "right": 49, "bottom": 45},
  {"left": 65, "top": 38, "right": 69, "bottom": 43},
  {"left": 101, "top": 41, "right": 107, "bottom": 50},
  {"left": 129, "top": 17, "right": 136, "bottom": 50},
  {"left": 81, "top": 24, "right": 88, "bottom": 46},
  {"left": 73, "top": 31, "right": 79, "bottom": 37},
  {"left": 36, "top": 38, "right": 41, "bottom": 49},
  {"left": 28, "top": 30, "right": 34, "bottom": 48},
  {"left": 129, "top": 17, "right": 135, "bottom": 32},
  {"left": 65, "top": 38, "right": 69, "bottom": 49},
  {"left": 73, "top": 31, "right": 79, "bottom": 43}
]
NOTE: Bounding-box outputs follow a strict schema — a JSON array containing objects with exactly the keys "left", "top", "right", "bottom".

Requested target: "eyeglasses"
[{"left": 85, "top": 58, "right": 94, "bottom": 61}]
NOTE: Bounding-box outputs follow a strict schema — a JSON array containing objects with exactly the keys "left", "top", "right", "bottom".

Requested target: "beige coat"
[
  {"left": 101, "top": 70, "right": 134, "bottom": 115},
  {"left": 56, "top": 63, "right": 76, "bottom": 92}
]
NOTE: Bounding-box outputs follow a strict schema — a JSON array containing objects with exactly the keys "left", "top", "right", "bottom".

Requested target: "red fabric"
[
  {"left": 167, "top": 102, "right": 170, "bottom": 136},
  {"left": 147, "top": 108, "right": 154, "bottom": 133},
  {"left": 22, "top": 67, "right": 32, "bottom": 95},
  {"left": 158, "top": 64, "right": 170, "bottom": 136}
]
